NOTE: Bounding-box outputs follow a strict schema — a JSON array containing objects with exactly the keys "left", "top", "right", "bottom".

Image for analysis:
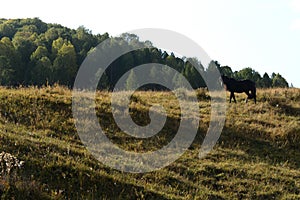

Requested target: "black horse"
[{"left": 221, "top": 75, "right": 256, "bottom": 103}]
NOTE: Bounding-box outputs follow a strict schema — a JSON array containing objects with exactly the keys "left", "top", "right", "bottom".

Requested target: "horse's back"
[
  {"left": 228, "top": 79, "right": 255, "bottom": 93},
  {"left": 242, "top": 79, "right": 255, "bottom": 86},
  {"left": 222, "top": 76, "right": 256, "bottom": 92},
  {"left": 242, "top": 80, "right": 256, "bottom": 91}
]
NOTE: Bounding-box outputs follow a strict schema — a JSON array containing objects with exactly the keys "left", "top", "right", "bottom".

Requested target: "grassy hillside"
[{"left": 0, "top": 86, "right": 299, "bottom": 199}]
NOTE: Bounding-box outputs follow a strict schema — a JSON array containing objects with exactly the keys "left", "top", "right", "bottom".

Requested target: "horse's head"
[
  {"left": 220, "top": 75, "right": 229, "bottom": 90},
  {"left": 221, "top": 75, "right": 229, "bottom": 84}
]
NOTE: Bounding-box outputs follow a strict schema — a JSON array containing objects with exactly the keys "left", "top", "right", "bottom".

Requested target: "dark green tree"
[
  {"left": 0, "top": 37, "right": 20, "bottom": 85},
  {"left": 0, "top": 56, "right": 14, "bottom": 85},
  {"left": 0, "top": 22, "right": 16, "bottom": 38},
  {"left": 272, "top": 73, "right": 289, "bottom": 88},
  {"left": 260, "top": 73, "right": 272, "bottom": 88},
  {"left": 172, "top": 72, "right": 186, "bottom": 89},
  {"left": 52, "top": 42, "right": 77, "bottom": 86},
  {"left": 126, "top": 70, "right": 138, "bottom": 90},
  {"left": 31, "top": 56, "right": 53, "bottom": 85},
  {"left": 12, "top": 30, "right": 37, "bottom": 83},
  {"left": 235, "top": 67, "right": 254, "bottom": 80},
  {"left": 219, "top": 66, "right": 233, "bottom": 77}
]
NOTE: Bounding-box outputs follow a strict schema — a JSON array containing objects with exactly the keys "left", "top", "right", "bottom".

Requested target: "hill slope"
[{"left": 0, "top": 87, "right": 299, "bottom": 199}]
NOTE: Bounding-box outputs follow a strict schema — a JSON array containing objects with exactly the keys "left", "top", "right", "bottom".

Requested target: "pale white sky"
[{"left": 2, "top": 0, "right": 300, "bottom": 87}]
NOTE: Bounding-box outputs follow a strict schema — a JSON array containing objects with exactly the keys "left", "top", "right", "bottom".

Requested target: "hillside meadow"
[{"left": 0, "top": 86, "right": 299, "bottom": 199}]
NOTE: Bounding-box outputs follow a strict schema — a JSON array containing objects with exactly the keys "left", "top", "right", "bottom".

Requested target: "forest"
[{"left": 0, "top": 18, "right": 289, "bottom": 89}]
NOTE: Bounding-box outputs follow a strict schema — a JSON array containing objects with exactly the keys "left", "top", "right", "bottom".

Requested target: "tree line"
[{"left": 0, "top": 18, "right": 289, "bottom": 89}]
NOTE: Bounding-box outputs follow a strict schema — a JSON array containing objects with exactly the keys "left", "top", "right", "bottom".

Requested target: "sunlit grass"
[{"left": 0, "top": 86, "right": 299, "bottom": 199}]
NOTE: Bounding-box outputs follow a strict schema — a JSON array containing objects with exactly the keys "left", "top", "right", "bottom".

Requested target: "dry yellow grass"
[{"left": 0, "top": 86, "right": 299, "bottom": 199}]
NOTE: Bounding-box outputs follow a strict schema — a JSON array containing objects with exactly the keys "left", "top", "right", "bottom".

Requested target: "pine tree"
[{"left": 126, "top": 70, "right": 138, "bottom": 90}]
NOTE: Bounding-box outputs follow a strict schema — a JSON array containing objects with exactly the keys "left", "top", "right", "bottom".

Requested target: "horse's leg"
[
  {"left": 229, "top": 92, "right": 234, "bottom": 103},
  {"left": 231, "top": 92, "right": 236, "bottom": 103},
  {"left": 245, "top": 91, "right": 251, "bottom": 103},
  {"left": 251, "top": 87, "right": 257, "bottom": 104}
]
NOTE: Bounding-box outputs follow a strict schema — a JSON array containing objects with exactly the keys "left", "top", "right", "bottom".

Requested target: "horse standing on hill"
[{"left": 221, "top": 75, "right": 256, "bottom": 104}]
